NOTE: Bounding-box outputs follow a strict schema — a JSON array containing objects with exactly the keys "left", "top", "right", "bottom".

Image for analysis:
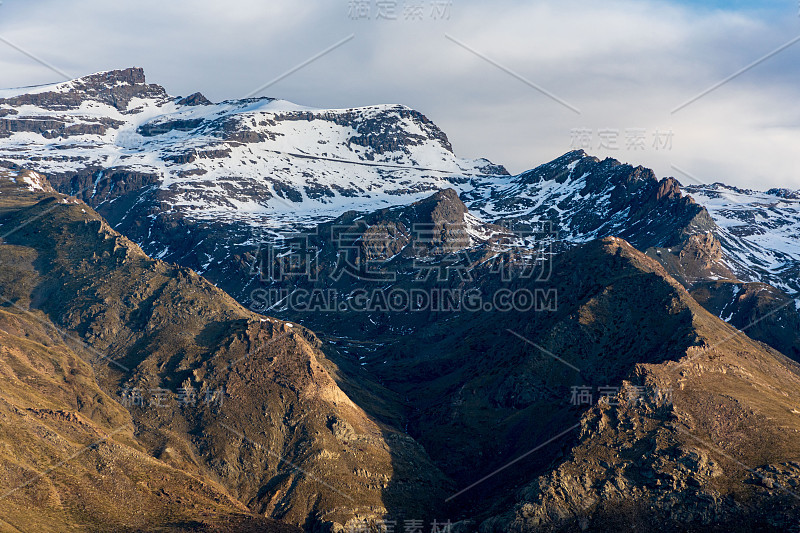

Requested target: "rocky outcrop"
[
  {"left": 679, "top": 232, "right": 723, "bottom": 268},
  {"left": 274, "top": 106, "right": 455, "bottom": 156},
  {"left": 0, "top": 67, "right": 169, "bottom": 111},
  {"left": 177, "top": 92, "right": 213, "bottom": 106},
  {"left": 466, "top": 150, "right": 714, "bottom": 251}
]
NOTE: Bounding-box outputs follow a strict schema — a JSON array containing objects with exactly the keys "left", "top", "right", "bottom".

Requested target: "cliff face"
[{"left": 0, "top": 68, "right": 166, "bottom": 112}]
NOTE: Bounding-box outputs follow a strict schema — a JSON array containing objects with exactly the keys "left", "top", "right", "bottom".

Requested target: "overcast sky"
[{"left": 0, "top": 0, "right": 798, "bottom": 189}]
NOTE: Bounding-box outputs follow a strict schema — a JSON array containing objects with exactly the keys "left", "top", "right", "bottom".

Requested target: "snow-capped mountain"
[
  {"left": 464, "top": 149, "right": 800, "bottom": 303},
  {"left": 464, "top": 150, "right": 715, "bottom": 249},
  {"left": 681, "top": 183, "right": 800, "bottom": 299},
  {"left": 2, "top": 68, "right": 798, "bottom": 313},
  {"left": 0, "top": 67, "right": 505, "bottom": 228}
]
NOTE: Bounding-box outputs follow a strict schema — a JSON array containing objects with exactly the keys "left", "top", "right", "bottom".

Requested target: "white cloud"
[{"left": 0, "top": 0, "right": 797, "bottom": 189}]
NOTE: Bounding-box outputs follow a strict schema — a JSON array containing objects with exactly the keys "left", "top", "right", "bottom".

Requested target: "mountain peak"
[
  {"left": 177, "top": 91, "right": 213, "bottom": 106},
  {"left": 0, "top": 66, "right": 167, "bottom": 111},
  {"left": 79, "top": 66, "right": 147, "bottom": 86},
  {"left": 410, "top": 187, "right": 468, "bottom": 224},
  {"left": 767, "top": 187, "right": 800, "bottom": 199}
]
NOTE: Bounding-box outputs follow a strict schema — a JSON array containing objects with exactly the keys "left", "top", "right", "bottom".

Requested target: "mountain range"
[{"left": 0, "top": 68, "right": 799, "bottom": 532}]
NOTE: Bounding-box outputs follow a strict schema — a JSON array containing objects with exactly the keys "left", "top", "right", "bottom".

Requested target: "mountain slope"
[
  {"left": 480, "top": 241, "right": 800, "bottom": 532},
  {"left": 0, "top": 171, "right": 297, "bottom": 532},
  {"left": 0, "top": 170, "right": 450, "bottom": 531},
  {"left": 0, "top": 306, "right": 299, "bottom": 533},
  {"left": 644, "top": 232, "right": 800, "bottom": 360},
  {"left": 2, "top": 161, "right": 799, "bottom": 531}
]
